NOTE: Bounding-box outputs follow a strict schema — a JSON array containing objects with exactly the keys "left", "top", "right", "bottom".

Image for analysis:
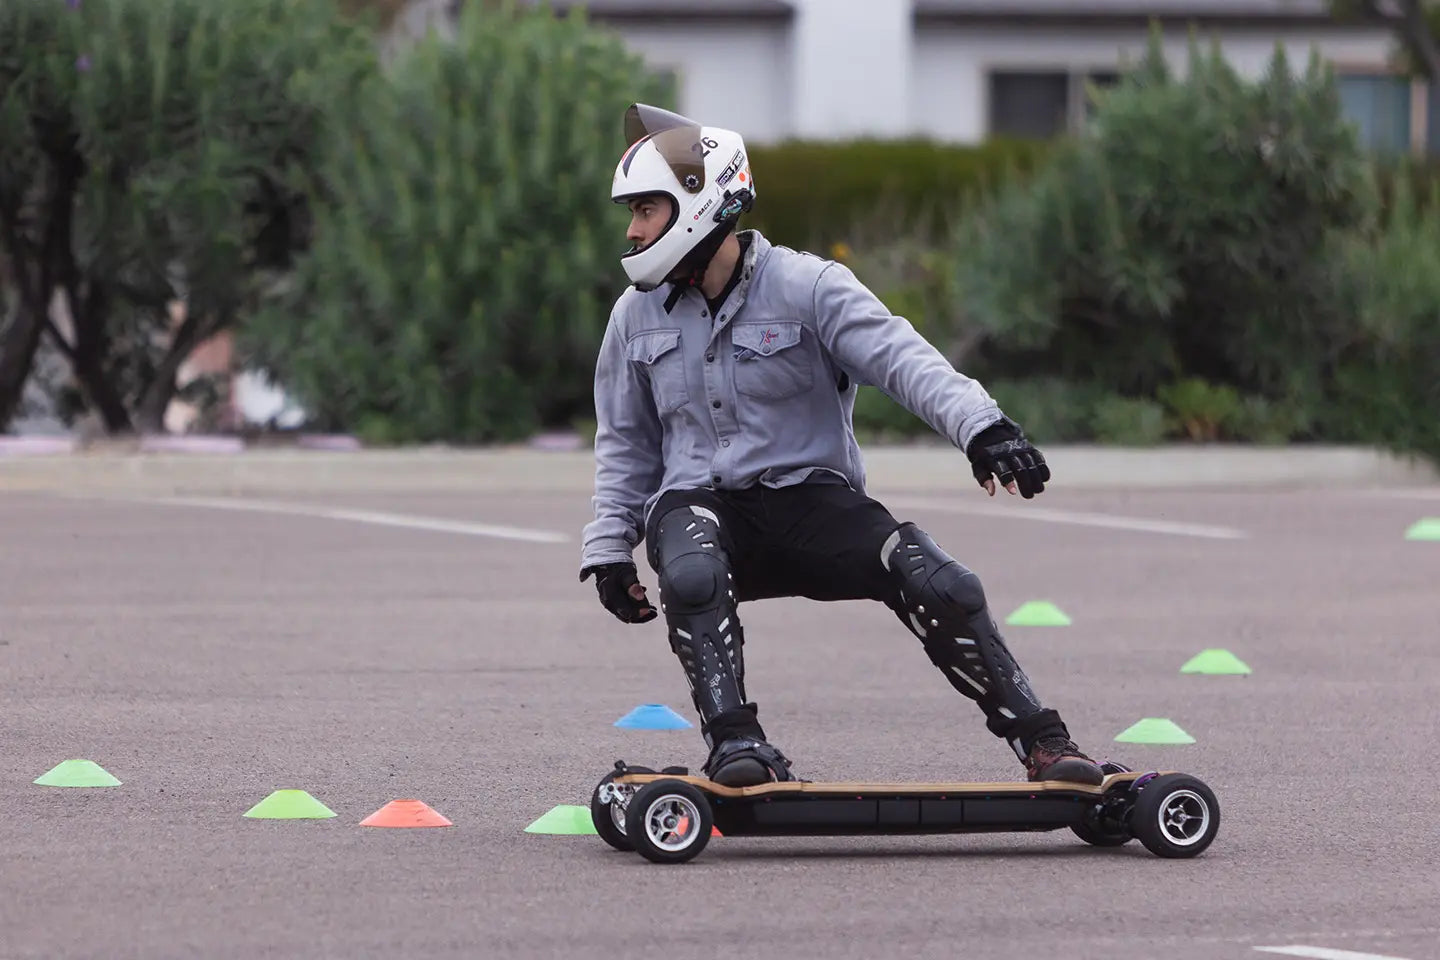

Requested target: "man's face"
[{"left": 626, "top": 195, "right": 673, "bottom": 252}]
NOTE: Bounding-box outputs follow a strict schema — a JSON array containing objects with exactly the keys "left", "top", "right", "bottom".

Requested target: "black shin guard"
[
  {"left": 653, "top": 505, "right": 760, "bottom": 747},
  {"left": 882, "top": 522, "right": 1068, "bottom": 758}
]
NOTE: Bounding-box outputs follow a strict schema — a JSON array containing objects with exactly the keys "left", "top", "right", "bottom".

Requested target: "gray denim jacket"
[{"left": 579, "top": 230, "right": 1004, "bottom": 573}]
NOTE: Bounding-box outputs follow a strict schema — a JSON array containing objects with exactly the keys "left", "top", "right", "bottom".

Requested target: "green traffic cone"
[
  {"left": 1005, "top": 600, "right": 1071, "bottom": 626},
  {"left": 524, "top": 804, "right": 597, "bottom": 836},
  {"left": 1404, "top": 518, "right": 1440, "bottom": 541},
  {"left": 33, "top": 759, "right": 122, "bottom": 787},
  {"left": 1114, "top": 718, "right": 1195, "bottom": 744},
  {"left": 1180, "top": 648, "right": 1251, "bottom": 675},
  {"left": 243, "top": 789, "right": 337, "bottom": 819}
]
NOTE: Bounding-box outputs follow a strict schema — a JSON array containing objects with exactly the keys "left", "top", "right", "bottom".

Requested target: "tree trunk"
[
  {"left": 66, "top": 282, "right": 133, "bottom": 434},
  {"left": 1351, "top": 0, "right": 1440, "bottom": 80},
  {"left": 0, "top": 194, "right": 59, "bottom": 430},
  {"left": 1399, "top": 0, "right": 1440, "bottom": 80},
  {"left": 133, "top": 308, "right": 216, "bottom": 433},
  {"left": 0, "top": 302, "right": 46, "bottom": 430}
]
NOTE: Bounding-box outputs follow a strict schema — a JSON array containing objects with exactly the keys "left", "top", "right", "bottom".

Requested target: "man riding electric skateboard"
[{"left": 580, "top": 103, "right": 1105, "bottom": 789}]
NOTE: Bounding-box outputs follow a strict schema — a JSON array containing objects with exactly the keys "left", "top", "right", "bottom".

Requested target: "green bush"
[
  {"left": 241, "top": 2, "right": 669, "bottom": 442},
  {"left": 951, "top": 28, "right": 1376, "bottom": 415},
  {"left": 851, "top": 386, "right": 930, "bottom": 442},
  {"left": 1227, "top": 394, "right": 1312, "bottom": 444},
  {"left": 984, "top": 377, "right": 1111, "bottom": 444},
  {"left": 1322, "top": 176, "right": 1440, "bottom": 463},
  {"left": 746, "top": 137, "right": 1050, "bottom": 251},
  {"left": 0, "top": 0, "right": 367, "bottom": 433},
  {"left": 1155, "top": 378, "right": 1243, "bottom": 442},
  {"left": 1091, "top": 395, "right": 1169, "bottom": 446}
]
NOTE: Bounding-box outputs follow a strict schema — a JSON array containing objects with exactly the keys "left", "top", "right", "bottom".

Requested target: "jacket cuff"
[
  {"left": 956, "top": 409, "right": 1007, "bottom": 453},
  {"left": 579, "top": 538, "right": 637, "bottom": 577}
]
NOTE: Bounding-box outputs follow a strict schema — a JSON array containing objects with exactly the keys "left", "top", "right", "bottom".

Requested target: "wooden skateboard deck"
[{"left": 612, "top": 770, "right": 1159, "bottom": 799}]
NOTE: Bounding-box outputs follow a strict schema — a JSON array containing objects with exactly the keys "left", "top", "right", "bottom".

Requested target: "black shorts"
[{"left": 644, "top": 476, "right": 904, "bottom": 604}]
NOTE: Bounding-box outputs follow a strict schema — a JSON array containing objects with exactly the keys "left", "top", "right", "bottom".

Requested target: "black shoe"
[
  {"left": 1024, "top": 735, "right": 1105, "bottom": 785},
  {"left": 703, "top": 737, "right": 797, "bottom": 787}
]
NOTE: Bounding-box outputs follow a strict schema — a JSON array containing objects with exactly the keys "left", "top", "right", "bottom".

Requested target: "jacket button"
[
  {"left": 722, "top": 439, "right": 730, "bottom": 447},
  {"left": 711, "top": 399, "right": 721, "bottom": 409},
  {"left": 712, "top": 474, "right": 721, "bottom": 484},
  {"left": 706, "top": 353, "right": 714, "bottom": 362}
]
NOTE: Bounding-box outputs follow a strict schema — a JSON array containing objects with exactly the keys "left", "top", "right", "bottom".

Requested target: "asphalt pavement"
[{"left": 3, "top": 463, "right": 1439, "bottom": 960}]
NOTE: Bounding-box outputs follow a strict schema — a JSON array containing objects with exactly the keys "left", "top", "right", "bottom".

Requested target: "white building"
[{"left": 536, "top": 0, "right": 1433, "bottom": 154}]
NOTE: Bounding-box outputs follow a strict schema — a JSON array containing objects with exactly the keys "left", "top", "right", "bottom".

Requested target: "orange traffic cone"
[{"left": 359, "top": 798, "right": 453, "bottom": 828}]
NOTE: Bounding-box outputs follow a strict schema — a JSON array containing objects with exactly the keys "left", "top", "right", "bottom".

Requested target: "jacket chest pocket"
[
  {"left": 626, "top": 329, "right": 690, "bottom": 414},
  {"left": 730, "top": 320, "right": 813, "bottom": 400}
]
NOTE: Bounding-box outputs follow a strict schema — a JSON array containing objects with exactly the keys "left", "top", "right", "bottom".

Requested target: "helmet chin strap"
[{"left": 662, "top": 221, "right": 734, "bottom": 313}]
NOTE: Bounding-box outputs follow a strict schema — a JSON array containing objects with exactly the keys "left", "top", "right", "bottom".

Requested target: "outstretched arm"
[
  {"left": 580, "top": 315, "right": 665, "bottom": 574},
  {"left": 811, "top": 260, "right": 1003, "bottom": 452},
  {"left": 811, "top": 261, "right": 1050, "bottom": 498}
]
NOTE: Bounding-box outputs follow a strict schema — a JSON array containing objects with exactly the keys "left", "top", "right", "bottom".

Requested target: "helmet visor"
[{"left": 621, "top": 103, "right": 707, "bottom": 195}]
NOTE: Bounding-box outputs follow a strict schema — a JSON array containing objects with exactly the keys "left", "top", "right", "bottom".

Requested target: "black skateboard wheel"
[
  {"left": 1070, "top": 812, "right": 1133, "bottom": 847},
  {"left": 1128, "top": 773, "right": 1220, "bottom": 858},
  {"left": 590, "top": 766, "right": 654, "bottom": 852},
  {"left": 624, "top": 779, "right": 714, "bottom": 864}
]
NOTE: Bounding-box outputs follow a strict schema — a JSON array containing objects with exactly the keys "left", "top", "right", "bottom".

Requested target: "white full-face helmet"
[{"left": 611, "top": 103, "right": 756, "bottom": 292}]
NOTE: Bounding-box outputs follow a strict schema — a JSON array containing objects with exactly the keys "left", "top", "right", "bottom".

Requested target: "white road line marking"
[
  {"left": 887, "top": 497, "right": 1247, "bottom": 540},
  {"left": 100, "top": 494, "right": 569, "bottom": 544},
  {"left": 1357, "top": 488, "right": 1440, "bottom": 500},
  {"left": 1255, "top": 946, "right": 1414, "bottom": 960}
]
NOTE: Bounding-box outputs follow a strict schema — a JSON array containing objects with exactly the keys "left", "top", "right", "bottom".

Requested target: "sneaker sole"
[
  {"left": 1035, "top": 758, "right": 1105, "bottom": 785},
  {"left": 709, "top": 757, "right": 774, "bottom": 787}
]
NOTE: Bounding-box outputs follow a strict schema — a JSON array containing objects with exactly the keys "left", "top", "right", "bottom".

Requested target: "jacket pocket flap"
[
  {"left": 731, "top": 321, "right": 802, "bottom": 356},
  {"left": 625, "top": 329, "right": 682, "bottom": 364}
]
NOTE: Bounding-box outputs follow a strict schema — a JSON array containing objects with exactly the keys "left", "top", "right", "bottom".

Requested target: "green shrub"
[
  {"left": 985, "top": 377, "right": 1110, "bottom": 444},
  {"left": 851, "top": 386, "right": 930, "bottom": 442},
  {"left": 1156, "top": 378, "right": 1243, "bottom": 442},
  {"left": 1322, "top": 176, "right": 1440, "bottom": 463},
  {"left": 952, "top": 28, "right": 1376, "bottom": 415},
  {"left": 746, "top": 137, "right": 1050, "bottom": 251},
  {"left": 1091, "top": 395, "right": 1169, "bottom": 446},
  {"left": 241, "top": 2, "right": 669, "bottom": 442},
  {"left": 1227, "top": 395, "right": 1312, "bottom": 444},
  {"left": 0, "top": 0, "right": 368, "bottom": 433}
]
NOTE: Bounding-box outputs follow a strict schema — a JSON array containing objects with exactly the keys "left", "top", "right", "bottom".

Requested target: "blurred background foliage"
[{"left": 1, "top": 3, "right": 1437, "bottom": 464}]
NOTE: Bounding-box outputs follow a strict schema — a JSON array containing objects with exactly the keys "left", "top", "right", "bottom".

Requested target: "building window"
[
  {"left": 1337, "top": 73, "right": 1412, "bottom": 154},
  {"left": 988, "top": 69, "right": 1125, "bottom": 139},
  {"left": 989, "top": 71, "right": 1069, "bottom": 138}
]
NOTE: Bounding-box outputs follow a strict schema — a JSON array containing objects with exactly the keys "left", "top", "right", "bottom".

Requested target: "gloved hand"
[
  {"left": 966, "top": 418, "right": 1050, "bottom": 499},
  {"left": 580, "top": 561, "right": 658, "bottom": 623}
]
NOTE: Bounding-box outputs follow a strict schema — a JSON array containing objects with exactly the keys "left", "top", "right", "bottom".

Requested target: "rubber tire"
[
  {"left": 589, "top": 766, "right": 654, "bottom": 852},
  {"left": 624, "top": 779, "right": 714, "bottom": 865},
  {"left": 1070, "top": 814, "right": 1133, "bottom": 847},
  {"left": 1129, "top": 773, "right": 1220, "bottom": 858}
]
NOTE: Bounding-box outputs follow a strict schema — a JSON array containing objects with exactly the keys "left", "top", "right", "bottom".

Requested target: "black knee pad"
[
  {"left": 882, "top": 522, "right": 1054, "bottom": 756},
  {"left": 652, "top": 505, "right": 747, "bottom": 729},
  {"left": 881, "top": 522, "right": 988, "bottom": 640},
  {"left": 654, "top": 506, "right": 734, "bottom": 612},
  {"left": 659, "top": 551, "right": 730, "bottom": 612}
]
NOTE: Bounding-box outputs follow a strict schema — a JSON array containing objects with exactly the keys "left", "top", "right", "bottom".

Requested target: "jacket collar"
[{"left": 658, "top": 228, "right": 772, "bottom": 319}]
